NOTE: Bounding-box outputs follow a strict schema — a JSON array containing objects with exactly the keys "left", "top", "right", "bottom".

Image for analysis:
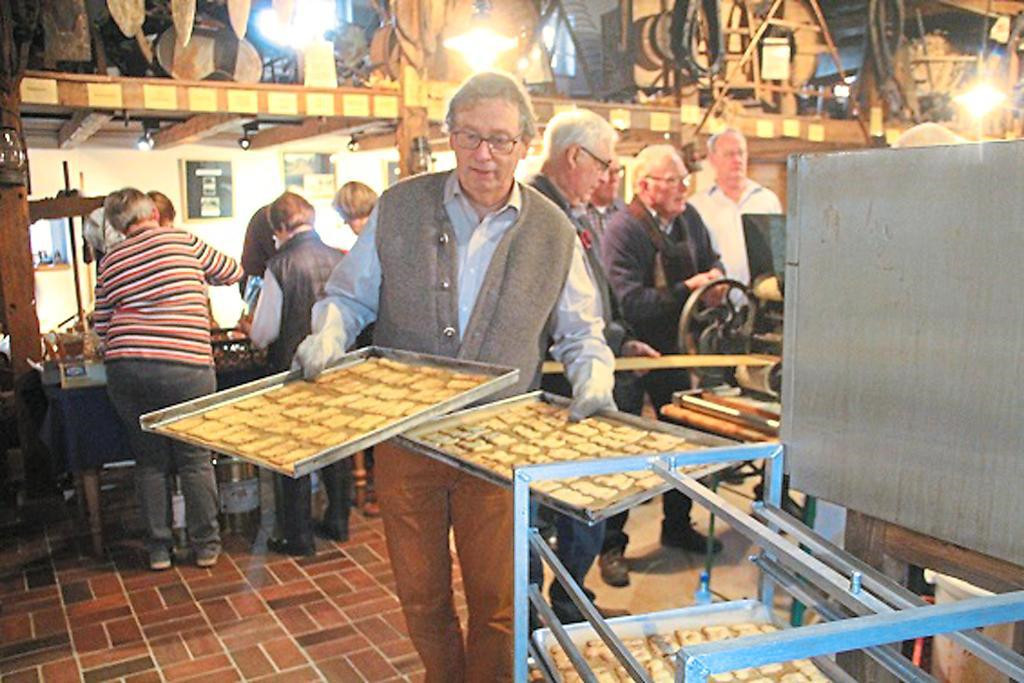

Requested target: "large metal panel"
[{"left": 782, "top": 140, "right": 1024, "bottom": 566}]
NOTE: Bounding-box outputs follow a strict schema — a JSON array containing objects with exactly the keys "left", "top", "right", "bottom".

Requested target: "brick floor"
[{"left": 0, "top": 485, "right": 446, "bottom": 682}]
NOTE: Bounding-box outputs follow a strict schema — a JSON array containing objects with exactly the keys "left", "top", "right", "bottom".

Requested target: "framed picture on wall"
[
  {"left": 181, "top": 160, "right": 233, "bottom": 220},
  {"left": 282, "top": 153, "right": 335, "bottom": 200}
]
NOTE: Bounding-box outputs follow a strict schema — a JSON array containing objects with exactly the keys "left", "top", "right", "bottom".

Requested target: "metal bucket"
[{"left": 215, "top": 456, "right": 260, "bottom": 536}]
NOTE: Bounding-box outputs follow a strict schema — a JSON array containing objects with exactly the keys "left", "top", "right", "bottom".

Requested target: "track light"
[
  {"left": 238, "top": 121, "right": 260, "bottom": 150},
  {"left": 136, "top": 120, "right": 158, "bottom": 151}
]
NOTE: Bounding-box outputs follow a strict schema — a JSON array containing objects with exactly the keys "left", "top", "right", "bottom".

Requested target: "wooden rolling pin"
[
  {"left": 542, "top": 354, "right": 777, "bottom": 375},
  {"left": 660, "top": 404, "right": 777, "bottom": 443}
]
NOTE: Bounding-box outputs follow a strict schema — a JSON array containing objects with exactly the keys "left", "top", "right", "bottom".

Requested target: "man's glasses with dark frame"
[{"left": 450, "top": 129, "right": 521, "bottom": 155}]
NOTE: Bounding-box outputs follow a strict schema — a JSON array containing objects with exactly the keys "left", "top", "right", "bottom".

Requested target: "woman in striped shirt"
[{"left": 96, "top": 188, "right": 243, "bottom": 571}]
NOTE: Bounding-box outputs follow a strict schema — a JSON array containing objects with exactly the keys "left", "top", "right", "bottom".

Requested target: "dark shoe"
[
  {"left": 661, "top": 527, "right": 723, "bottom": 554},
  {"left": 267, "top": 537, "right": 316, "bottom": 557},
  {"left": 362, "top": 500, "right": 380, "bottom": 517},
  {"left": 315, "top": 520, "right": 349, "bottom": 543},
  {"left": 552, "top": 600, "right": 631, "bottom": 624},
  {"left": 597, "top": 604, "right": 631, "bottom": 619},
  {"left": 599, "top": 548, "right": 630, "bottom": 587}
]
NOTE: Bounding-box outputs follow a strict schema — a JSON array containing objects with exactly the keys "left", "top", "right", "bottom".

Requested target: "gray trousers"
[{"left": 107, "top": 360, "right": 220, "bottom": 555}]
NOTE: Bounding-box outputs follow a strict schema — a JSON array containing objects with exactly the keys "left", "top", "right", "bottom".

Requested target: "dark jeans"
[
  {"left": 600, "top": 371, "right": 646, "bottom": 554},
  {"left": 549, "top": 515, "right": 606, "bottom": 621},
  {"left": 106, "top": 360, "right": 220, "bottom": 555},
  {"left": 275, "top": 459, "right": 352, "bottom": 548},
  {"left": 532, "top": 371, "right": 645, "bottom": 614},
  {"left": 643, "top": 368, "right": 696, "bottom": 539}
]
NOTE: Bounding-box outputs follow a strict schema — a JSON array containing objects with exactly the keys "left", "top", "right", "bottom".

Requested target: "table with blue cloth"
[{"left": 39, "top": 362, "right": 266, "bottom": 555}]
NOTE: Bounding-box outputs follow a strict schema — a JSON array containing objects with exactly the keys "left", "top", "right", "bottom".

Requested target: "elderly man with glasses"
[
  {"left": 293, "top": 71, "right": 614, "bottom": 682},
  {"left": 602, "top": 144, "right": 724, "bottom": 560},
  {"left": 688, "top": 128, "right": 782, "bottom": 286},
  {"left": 527, "top": 109, "right": 657, "bottom": 621}
]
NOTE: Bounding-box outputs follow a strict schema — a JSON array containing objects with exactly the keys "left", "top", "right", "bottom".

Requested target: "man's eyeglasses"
[
  {"left": 450, "top": 130, "right": 521, "bottom": 155},
  {"left": 646, "top": 175, "right": 692, "bottom": 188},
  {"left": 578, "top": 146, "right": 614, "bottom": 173}
]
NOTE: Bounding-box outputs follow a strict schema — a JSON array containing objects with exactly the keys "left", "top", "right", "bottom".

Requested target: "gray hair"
[
  {"left": 892, "top": 122, "right": 967, "bottom": 148},
  {"left": 707, "top": 127, "right": 746, "bottom": 155},
  {"left": 444, "top": 71, "right": 537, "bottom": 141},
  {"left": 541, "top": 109, "right": 618, "bottom": 164},
  {"left": 104, "top": 187, "right": 157, "bottom": 233},
  {"left": 632, "top": 144, "right": 684, "bottom": 191}
]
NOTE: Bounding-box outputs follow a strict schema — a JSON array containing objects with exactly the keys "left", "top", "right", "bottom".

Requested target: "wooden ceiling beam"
[
  {"left": 246, "top": 117, "right": 355, "bottom": 150},
  {"left": 152, "top": 113, "right": 250, "bottom": 149},
  {"left": 58, "top": 110, "right": 113, "bottom": 149}
]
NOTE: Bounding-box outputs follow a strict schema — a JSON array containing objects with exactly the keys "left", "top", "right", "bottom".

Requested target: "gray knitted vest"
[{"left": 373, "top": 172, "right": 576, "bottom": 398}]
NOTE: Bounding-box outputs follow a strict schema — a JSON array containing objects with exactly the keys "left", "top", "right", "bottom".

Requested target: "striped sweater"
[{"left": 94, "top": 226, "right": 244, "bottom": 366}]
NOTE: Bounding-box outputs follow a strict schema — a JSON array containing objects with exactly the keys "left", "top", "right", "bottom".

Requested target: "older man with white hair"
[
  {"left": 603, "top": 144, "right": 724, "bottom": 557},
  {"left": 689, "top": 127, "right": 782, "bottom": 286},
  {"left": 529, "top": 109, "right": 655, "bottom": 619}
]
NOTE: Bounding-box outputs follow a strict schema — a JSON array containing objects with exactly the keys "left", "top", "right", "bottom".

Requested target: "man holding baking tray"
[{"left": 293, "top": 71, "right": 615, "bottom": 682}]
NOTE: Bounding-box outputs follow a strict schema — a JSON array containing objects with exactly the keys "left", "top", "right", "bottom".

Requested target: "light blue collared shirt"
[{"left": 311, "top": 171, "right": 613, "bottom": 380}]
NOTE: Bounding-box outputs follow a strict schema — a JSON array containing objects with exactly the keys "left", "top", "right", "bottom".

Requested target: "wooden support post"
[
  {"left": 0, "top": 89, "right": 41, "bottom": 375},
  {"left": 396, "top": 1, "right": 429, "bottom": 179}
]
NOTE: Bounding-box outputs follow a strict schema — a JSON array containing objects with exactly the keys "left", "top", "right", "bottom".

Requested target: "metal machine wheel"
[{"left": 677, "top": 278, "right": 756, "bottom": 384}]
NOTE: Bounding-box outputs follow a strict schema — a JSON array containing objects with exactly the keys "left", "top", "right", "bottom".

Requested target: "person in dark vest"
[
  {"left": 529, "top": 109, "right": 657, "bottom": 622},
  {"left": 293, "top": 71, "right": 615, "bottom": 682},
  {"left": 603, "top": 144, "right": 725, "bottom": 555},
  {"left": 249, "top": 192, "right": 352, "bottom": 556}
]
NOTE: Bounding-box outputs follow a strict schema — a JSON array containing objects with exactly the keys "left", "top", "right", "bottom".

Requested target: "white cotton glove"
[
  {"left": 291, "top": 328, "right": 348, "bottom": 380},
  {"left": 567, "top": 358, "right": 617, "bottom": 422}
]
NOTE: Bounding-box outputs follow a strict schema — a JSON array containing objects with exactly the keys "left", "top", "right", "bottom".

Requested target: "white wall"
[{"left": 27, "top": 137, "right": 400, "bottom": 331}]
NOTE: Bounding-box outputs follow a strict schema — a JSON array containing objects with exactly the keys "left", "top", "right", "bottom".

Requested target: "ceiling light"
[
  {"left": 443, "top": 0, "right": 516, "bottom": 71},
  {"left": 954, "top": 81, "right": 1006, "bottom": 119},
  {"left": 256, "top": 0, "right": 336, "bottom": 49},
  {"left": 136, "top": 121, "right": 158, "bottom": 151},
  {"left": 238, "top": 121, "right": 259, "bottom": 150}
]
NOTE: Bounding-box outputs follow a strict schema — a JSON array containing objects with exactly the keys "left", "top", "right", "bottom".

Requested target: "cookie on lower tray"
[{"left": 166, "top": 415, "right": 205, "bottom": 433}]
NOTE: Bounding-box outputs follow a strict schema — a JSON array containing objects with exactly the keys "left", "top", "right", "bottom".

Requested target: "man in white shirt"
[{"left": 689, "top": 128, "right": 782, "bottom": 285}]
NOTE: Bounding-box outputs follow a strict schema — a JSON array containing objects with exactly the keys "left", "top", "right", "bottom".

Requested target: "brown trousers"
[{"left": 375, "top": 441, "right": 515, "bottom": 683}]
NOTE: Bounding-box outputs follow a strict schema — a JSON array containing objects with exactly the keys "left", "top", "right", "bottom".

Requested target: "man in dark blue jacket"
[{"left": 603, "top": 144, "right": 724, "bottom": 555}]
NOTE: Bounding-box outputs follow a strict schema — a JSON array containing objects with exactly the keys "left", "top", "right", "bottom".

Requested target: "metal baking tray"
[
  {"left": 399, "top": 392, "right": 733, "bottom": 523},
  {"left": 533, "top": 600, "right": 833, "bottom": 682},
  {"left": 140, "top": 346, "right": 518, "bottom": 478}
]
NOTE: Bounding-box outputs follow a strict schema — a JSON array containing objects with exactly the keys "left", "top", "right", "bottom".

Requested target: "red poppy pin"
[{"left": 579, "top": 229, "right": 593, "bottom": 251}]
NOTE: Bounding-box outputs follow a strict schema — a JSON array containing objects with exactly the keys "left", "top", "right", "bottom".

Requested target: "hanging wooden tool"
[
  {"left": 171, "top": 0, "right": 196, "bottom": 46},
  {"left": 156, "top": 26, "right": 262, "bottom": 82},
  {"left": 107, "top": 0, "right": 153, "bottom": 64},
  {"left": 106, "top": 0, "right": 144, "bottom": 38},
  {"left": 228, "top": 0, "right": 251, "bottom": 40}
]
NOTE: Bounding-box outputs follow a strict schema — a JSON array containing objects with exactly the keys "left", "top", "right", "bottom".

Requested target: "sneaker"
[
  {"left": 598, "top": 548, "right": 631, "bottom": 587},
  {"left": 149, "top": 549, "right": 172, "bottom": 571},
  {"left": 661, "top": 527, "right": 723, "bottom": 554},
  {"left": 195, "top": 548, "right": 220, "bottom": 568}
]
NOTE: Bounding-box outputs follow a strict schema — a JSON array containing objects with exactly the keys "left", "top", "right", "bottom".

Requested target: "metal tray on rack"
[
  {"left": 533, "top": 600, "right": 833, "bottom": 682},
  {"left": 140, "top": 346, "right": 518, "bottom": 478},
  {"left": 399, "top": 392, "right": 733, "bottom": 523}
]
